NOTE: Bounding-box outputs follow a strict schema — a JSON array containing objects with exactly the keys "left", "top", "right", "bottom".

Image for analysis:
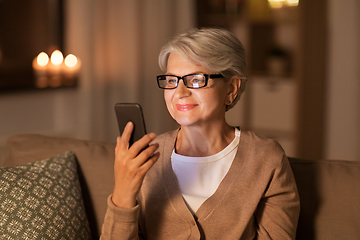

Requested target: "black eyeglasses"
[{"left": 157, "top": 73, "right": 224, "bottom": 89}]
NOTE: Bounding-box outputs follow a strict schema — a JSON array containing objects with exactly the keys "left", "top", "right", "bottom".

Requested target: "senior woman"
[{"left": 101, "top": 28, "right": 300, "bottom": 239}]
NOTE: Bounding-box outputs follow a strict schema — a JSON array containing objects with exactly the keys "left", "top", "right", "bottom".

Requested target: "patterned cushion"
[{"left": 0, "top": 151, "right": 91, "bottom": 240}]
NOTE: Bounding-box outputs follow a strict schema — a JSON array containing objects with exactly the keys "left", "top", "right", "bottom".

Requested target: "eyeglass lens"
[{"left": 159, "top": 74, "right": 207, "bottom": 89}]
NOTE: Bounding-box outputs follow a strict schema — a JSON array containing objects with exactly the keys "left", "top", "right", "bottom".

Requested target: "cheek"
[
  {"left": 202, "top": 89, "right": 227, "bottom": 106},
  {"left": 164, "top": 91, "right": 174, "bottom": 111},
  {"left": 164, "top": 90, "right": 171, "bottom": 104},
  {"left": 216, "top": 85, "right": 229, "bottom": 103}
]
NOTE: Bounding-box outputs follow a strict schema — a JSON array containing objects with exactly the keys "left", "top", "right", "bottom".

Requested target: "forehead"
[{"left": 167, "top": 52, "right": 210, "bottom": 76}]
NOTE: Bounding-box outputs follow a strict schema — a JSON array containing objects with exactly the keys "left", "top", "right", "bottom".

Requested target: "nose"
[{"left": 174, "top": 79, "right": 191, "bottom": 98}]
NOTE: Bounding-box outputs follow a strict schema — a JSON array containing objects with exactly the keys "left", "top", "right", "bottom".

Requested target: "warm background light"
[
  {"left": 33, "top": 50, "right": 80, "bottom": 88},
  {"left": 268, "top": 0, "right": 284, "bottom": 8},
  {"left": 287, "top": 0, "right": 299, "bottom": 6},
  {"left": 268, "top": 0, "right": 299, "bottom": 8},
  {"left": 50, "top": 50, "right": 64, "bottom": 65},
  {"left": 64, "top": 54, "right": 78, "bottom": 67},
  {"left": 36, "top": 52, "right": 49, "bottom": 66}
]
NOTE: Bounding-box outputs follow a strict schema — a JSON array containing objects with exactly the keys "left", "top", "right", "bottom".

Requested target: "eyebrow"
[{"left": 164, "top": 72, "right": 208, "bottom": 76}]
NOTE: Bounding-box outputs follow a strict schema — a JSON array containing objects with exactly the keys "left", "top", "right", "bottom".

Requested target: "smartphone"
[{"left": 115, "top": 103, "right": 147, "bottom": 147}]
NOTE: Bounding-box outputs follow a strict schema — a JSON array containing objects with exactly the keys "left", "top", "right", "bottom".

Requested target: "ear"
[{"left": 227, "top": 76, "right": 241, "bottom": 104}]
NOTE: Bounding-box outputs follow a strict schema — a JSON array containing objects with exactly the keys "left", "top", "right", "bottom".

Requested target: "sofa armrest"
[
  {"left": 289, "top": 157, "right": 360, "bottom": 240},
  {"left": 0, "top": 144, "right": 10, "bottom": 167}
]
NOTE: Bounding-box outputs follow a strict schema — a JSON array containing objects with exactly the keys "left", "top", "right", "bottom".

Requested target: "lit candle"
[
  {"left": 63, "top": 54, "right": 81, "bottom": 86},
  {"left": 32, "top": 50, "right": 81, "bottom": 88},
  {"left": 50, "top": 50, "right": 64, "bottom": 65},
  {"left": 32, "top": 52, "right": 49, "bottom": 88},
  {"left": 48, "top": 50, "right": 64, "bottom": 87}
]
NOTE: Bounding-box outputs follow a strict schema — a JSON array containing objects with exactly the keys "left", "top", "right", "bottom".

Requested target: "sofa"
[{"left": 0, "top": 133, "right": 359, "bottom": 239}]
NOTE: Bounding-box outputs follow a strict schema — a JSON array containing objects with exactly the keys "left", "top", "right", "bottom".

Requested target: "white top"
[{"left": 171, "top": 128, "right": 241, "bottom": 213}]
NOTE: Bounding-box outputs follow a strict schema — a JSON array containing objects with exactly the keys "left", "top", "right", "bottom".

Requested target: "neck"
[{"left": 175, "top": 122, "right": 235, "bottom": 157}]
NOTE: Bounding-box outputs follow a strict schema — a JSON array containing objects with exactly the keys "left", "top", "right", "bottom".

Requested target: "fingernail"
[{"left": 150, "top": 142, "right": 159, "bottom": 147}]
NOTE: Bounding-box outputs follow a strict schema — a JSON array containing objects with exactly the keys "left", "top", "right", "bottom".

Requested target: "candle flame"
[
  {"left": 64, "top": 54, "right": 78, "bottom": 67},
  {"left": 37, "top": 52, "right": 49, "bottom": 66},
  {"left": 50, "top": 50, "right": 64, "bottom": 65}
]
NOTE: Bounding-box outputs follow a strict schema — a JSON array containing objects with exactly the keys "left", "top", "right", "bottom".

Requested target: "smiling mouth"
[{"left": 176, "top": 104, "right": 198, "bottom": 111}]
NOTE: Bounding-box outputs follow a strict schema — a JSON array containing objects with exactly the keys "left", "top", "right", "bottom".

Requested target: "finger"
[
  {"left": 115, "top": 137, "right": 121, "bottom": 154},
  {"left": 142, "top": 142, "right": 159, "bottom": 158},
  {"left": 129, "top": 142, "right": 159, "bottom": 168},
  {"left": 115, "top": 136, "right": 128, "bottom": 157},
  {"left": 118, "top": 121, "right": 134, "bottom": 149},
  {"left": 137, "top": 151, "right": 160, "bottom": 175},
  {"left": 139, "top": 142, "right": 159, "bottom": 161},
  {"left": 128, "top": 132, "right": 156, "bottom": 156}
]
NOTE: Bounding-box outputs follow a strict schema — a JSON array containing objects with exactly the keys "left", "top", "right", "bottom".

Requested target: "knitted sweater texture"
[{"left": 101, "top": 129, "right": 300, "bottom": 240}]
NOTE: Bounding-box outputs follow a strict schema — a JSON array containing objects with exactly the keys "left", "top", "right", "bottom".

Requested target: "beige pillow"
[
  {"left": 4, "top": 134, "right": 115, "bottom": 239},
  {"left": 0, "top": 151, "right": 91, "bottom": 239}
]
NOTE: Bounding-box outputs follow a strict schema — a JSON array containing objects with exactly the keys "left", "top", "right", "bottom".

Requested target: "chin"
[
  {"left": 176, "top": 120, "right": 194, "bottom": 127},
  {"left": 170, "top": 113, "right": 195, "bottom": 126},
  {"left": 168, "top": 107, "right": 201, "bottom": 127},
  {"left": 174, "top": 116, "right": 202, "bottom": 127}
]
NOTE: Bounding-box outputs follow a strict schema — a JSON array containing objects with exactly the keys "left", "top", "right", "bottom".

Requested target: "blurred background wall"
[{"left": 0, "top": 0, "right": 359, "bottom": 161}]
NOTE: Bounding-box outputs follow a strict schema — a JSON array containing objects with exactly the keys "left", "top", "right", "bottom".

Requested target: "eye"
[
  {"left": 166, "top": 76, "right": 178, "bottom": 84},
  {"left": 192, "top": 78, "right": 201, "bottom": 83},
  {"left": 188, "top": 75, "right": 205, "bottom": 84}
]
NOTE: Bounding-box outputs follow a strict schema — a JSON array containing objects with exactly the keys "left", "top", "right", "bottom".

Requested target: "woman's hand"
[{"left": 112, "top": 121, "right": 160, "bottom": 208}]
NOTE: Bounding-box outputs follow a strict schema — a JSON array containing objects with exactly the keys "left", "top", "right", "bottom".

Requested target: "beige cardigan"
[{"left": 101, "top": 130, "right": 300, "bottom": 239}]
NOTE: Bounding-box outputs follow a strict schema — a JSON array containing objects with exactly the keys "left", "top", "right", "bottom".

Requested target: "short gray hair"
[{"left": 158, "top": 27, "right": 247, "bottom": 111}]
